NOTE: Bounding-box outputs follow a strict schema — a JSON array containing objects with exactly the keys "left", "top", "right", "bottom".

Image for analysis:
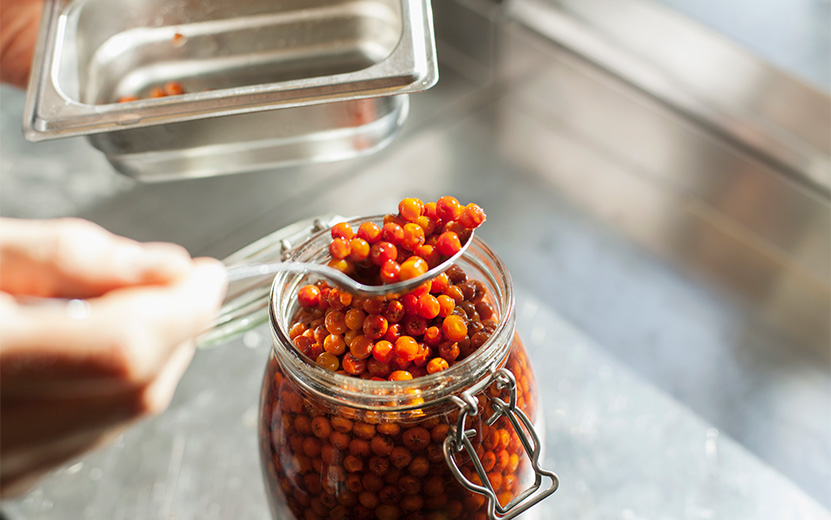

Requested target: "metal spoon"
[{"left": 224, "top": 230, "right": 474, "bottom": 298}]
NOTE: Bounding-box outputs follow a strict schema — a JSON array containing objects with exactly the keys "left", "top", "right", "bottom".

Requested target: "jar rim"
[{"left": 268, "top": 215, "right": 516, "bottom": 412}]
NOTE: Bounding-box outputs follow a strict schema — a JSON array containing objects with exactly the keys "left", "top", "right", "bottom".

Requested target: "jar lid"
[{"left": 197, "top": 214, "right": 346, "bottom": 348}]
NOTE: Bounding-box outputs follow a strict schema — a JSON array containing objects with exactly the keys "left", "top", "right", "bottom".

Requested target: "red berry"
[
  {"left": 363, "top": 314, "right": 389, "bottom": 339},
  {"left": 430, "top": 273, "right": 449, "bottom": 294},
  {"left": 459, "top": 203, "right": 486, "bottom": 229},
  {"left": 436, "top": 231, "right": 462, "bottom": 257},
  {"left": 370, "top": 241, "right": 398, "bottom": 266},
  {"left": 381, "top": 222, "right": 404, "bottom": 245},
  {"left": 373, "top": 340, "right": 395, "bottom": 363},
  {"left": 380, "top": 260, "right": 401, "bottom": 283},
  {"left": 343, "top": 353, "right": 367, "bottom": 375},
  {"left": 401, "top": 293, "right": 419, "bottom": 315},
  {"left": 297, "top": 285, "right": 321, "bottom": 307}
]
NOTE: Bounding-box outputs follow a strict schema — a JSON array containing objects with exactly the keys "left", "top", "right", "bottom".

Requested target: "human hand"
[
  {"left": 0, "top": 218, "right": 228, "bottom": 497},
  {"left": 0, "top": 0, "right": 44, "bottom": 88}
]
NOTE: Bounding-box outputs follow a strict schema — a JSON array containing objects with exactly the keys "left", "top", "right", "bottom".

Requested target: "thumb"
[{"left": 0, "top": 218, "right": 193, "bottom": 298}]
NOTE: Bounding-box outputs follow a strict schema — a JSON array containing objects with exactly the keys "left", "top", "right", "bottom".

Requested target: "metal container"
[{"left": 23, "top": 0, "right": 437, "bottom": 180}]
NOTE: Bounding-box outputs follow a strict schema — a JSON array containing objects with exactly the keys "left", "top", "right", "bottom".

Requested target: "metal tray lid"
[{"left": 24, "top": 0, "right": 437, "bottom": 140}]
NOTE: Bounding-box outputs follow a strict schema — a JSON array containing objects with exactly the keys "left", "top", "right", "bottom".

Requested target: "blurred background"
[{"left": 1, "top": 0, "right": 829, "bottom": 516}]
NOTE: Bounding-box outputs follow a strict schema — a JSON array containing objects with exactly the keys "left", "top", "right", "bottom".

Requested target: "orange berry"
[
  {"left": 316, "top": 352, "right": 340, "bottom": 371},
  {"left": 350, "top": 334, "right": 374, "bottom": 359},
  {"left": 349, "top": 237, "right": 370, "bottom": 262},
  {"left": 331, "top": 222, "right": 354, "bottom": 240},
  {"left": 389, "top": 370, "right": 413, "bottom": 381},
  {"left": 459, "top": 203, "right": 486, "bottom": 229},
  {"left": 442, "top": 315, "right": 468, "bottom": 342},
  {"left": 436, "top": 196, "right": 463, "bottom": 221},
  {"left": 401, "top": 223, "right": 426, "bottom": 251},
  {"left": 414, "top": 244, "right": 441, "bottom": 268},
  {"left": 398, "top": 198, "right": 424, "bottom": 222},
  {"left": 323, "top": 334, "right": 346, "bottom": 356},
  {"left": 357, "top": 222, "right": 382, "bottom": 244},
  {"left": 394, "top": 336, "right": 419, "bottom": 362},
  {"left": 437, "top": 295, "right": 456, "bottom": 317},
  {"left": 329, "top": 237, "right": 352, "bottom": 260},
  {"left": 417, "top": 294, "right": 440, "bottom": 319},
  {"left": 399, "top": 256, "right": 428, "bottom": 281},
  {"left": 426, "top": 357, "right": 449, "bottom": 374}
]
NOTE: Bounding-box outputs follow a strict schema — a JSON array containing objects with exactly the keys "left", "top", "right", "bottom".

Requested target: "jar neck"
[{"left": 268, "top": 216, "right": 515, "bottom": 413}]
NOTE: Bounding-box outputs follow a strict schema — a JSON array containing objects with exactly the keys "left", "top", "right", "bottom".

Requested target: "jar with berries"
[{"left": 256, "top": 199, "right": 558, "bottom": 520}]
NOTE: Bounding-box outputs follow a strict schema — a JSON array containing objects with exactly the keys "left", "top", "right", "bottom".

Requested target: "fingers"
[
  {"left": 1, "top": 340, "right": 195, "bottom": 461},
  {"left": 0, "top": 258, "right": 227, "bottom": 392},
  {"left": 0, "top": 0, "right": 43, "bottom": 89},
  {"left": 0, "top": 218, "right": 193, "bottom": 298}
]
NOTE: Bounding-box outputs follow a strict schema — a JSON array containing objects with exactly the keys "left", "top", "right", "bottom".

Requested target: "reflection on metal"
[
  {"left": 507, "top": 0, "right": 831, "bottom": 194},
  {"left": 486, "top": 7, "right": 830, "bottom": 352}
]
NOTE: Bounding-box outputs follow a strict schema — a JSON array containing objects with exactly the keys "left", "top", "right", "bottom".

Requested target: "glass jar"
[{"left": 257, "top": 216, "right": 558, "bottom": 520}]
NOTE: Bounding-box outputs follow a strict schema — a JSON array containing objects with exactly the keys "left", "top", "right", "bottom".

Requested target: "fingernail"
[{"left": 191, "top": 259, "right": 228, "bottom": 305}]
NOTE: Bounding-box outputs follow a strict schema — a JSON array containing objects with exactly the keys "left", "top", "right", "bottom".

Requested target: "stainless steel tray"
[
  {"left": 87, "top": 95, "right": 409, "bottom": 181},
  {"left": 21, "top": 0, "right": 435, "bottom": 179},
  {"left": 24, "top": 0, "right": 436, "bottom": 138}
]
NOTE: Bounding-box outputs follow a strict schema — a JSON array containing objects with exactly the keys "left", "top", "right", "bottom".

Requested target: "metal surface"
[
  {"left": 25, "top": 0, "right": 437, "bottom": 138},
  {"left": 88, "top": 95, "right": 410, "bottom": 180},
  {"left": 4, "top": 294, "right": 828, "bottom": 519},
  {"left": 508, "top": 0, "right": 831, "bottom": 194},
  {"left": 1, "top": 0, "right": 830, "bottom": 515}
]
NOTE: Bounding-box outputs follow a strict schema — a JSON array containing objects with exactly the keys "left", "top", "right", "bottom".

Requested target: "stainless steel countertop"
[
  {"left": 1, "top": 0, "right": 829, "bottom": 516},
  {"left": 5, "top": 292, "right": 828, "bottom": 519}
]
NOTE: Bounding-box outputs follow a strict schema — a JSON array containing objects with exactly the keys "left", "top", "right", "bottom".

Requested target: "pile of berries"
[
  {"left": 325, "top": 196, "right": 486, "bottom": 285},
  {"left": 290, "top": 197, "right": 494, "bottom": 381}
]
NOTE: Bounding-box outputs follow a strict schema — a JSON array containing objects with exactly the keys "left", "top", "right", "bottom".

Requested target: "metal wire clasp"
[{"left": 443, "top": 368, "right": 559, "bottom": 520}]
